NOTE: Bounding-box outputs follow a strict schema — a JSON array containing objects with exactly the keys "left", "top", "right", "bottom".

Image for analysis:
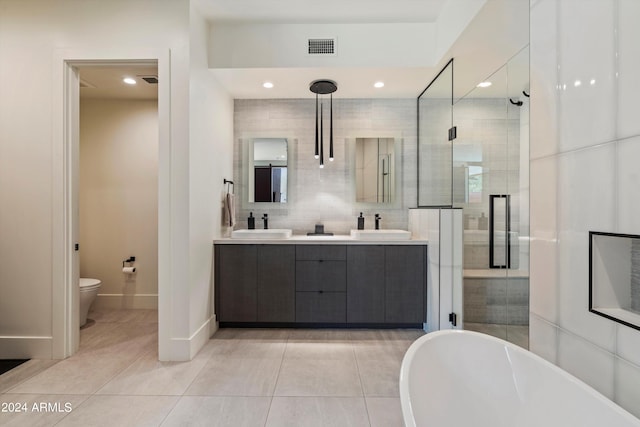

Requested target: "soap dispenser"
[
  {"left": 247, "top": 212, "right": 255, "bottom": 230},
  {"left": 357, "top": 212, "right": 365, "bottom": 230}
]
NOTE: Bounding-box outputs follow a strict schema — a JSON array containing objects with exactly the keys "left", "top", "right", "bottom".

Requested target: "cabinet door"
[
  {"left": 295, "top": 261, "right": 346, "bottom": 292},
  {"left": 385, "top": 246, "right": 426, "bottom": 323},
  {"left": 347, "top": 245, "right": 385, "bottom": 323},
  {"left": 257, "top": 245, "right": 295, "bottom": 322},
  {"left": 216, "top": 245, "right": 257, "bottom": 322},
  {"left": 296, "top": 291, "right": 346, "bottom": 323}
]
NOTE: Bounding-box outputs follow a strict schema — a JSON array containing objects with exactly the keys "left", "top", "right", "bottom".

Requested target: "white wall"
[
  {"left": 208, "top": 22, "right": 436, "bottom": 68},
  {"left": 0, "top": 0, "right": 205, "bottom": 361},
  {"left": 79, "top": 99, "right": 158, "bottom": 309},
  {"left": 530, "top": 0, "right": 640, "bottom": 418},
  {"left": 189, "top": 4, "right": 234, "bottom": 352}
]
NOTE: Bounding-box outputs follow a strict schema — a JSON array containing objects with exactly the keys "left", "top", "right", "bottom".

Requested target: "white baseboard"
[
  {"left": 0, "top": 336, "right": 53, "bottom": 359},
  {"left": 93, "top": 294, "right": 158, "bottom": 310},
  {"left": 159, "top": 315, "right": 215, "bottom": 362}
]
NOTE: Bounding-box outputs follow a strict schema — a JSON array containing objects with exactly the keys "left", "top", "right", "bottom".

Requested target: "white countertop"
[{"left": 214, "top": 235, "right": 428, "bottom": 245}]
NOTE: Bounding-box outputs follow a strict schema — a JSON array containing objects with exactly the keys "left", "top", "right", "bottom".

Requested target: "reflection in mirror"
[
  {"left": 355, "top": 138, "right": 395, "bottom": 203},
  {"left": 249, "top": 138, "right": 287, "bottom": 203},
  {"left": 452, "top": 143, "right": 483, "bottom": 204}
]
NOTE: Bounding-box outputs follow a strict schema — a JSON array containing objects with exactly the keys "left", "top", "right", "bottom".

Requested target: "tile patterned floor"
[{"left": 0, "top": 309, "right": 424, "bottom": 426}]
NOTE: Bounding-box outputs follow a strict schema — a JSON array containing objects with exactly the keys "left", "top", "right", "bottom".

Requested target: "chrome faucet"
[
  {"left": 262, "top": 213, "right": 269, "bottom": 229},
  {"left": 375, "top": 213, "right": 382, "bottom": 230}
]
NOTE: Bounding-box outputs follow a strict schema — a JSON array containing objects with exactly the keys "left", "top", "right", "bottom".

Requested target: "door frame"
[{"left": 52, "top": 49, "right": 170, "bottom": 359}]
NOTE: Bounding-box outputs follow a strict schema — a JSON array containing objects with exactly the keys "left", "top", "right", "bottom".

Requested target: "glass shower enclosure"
[{"left": 418, "top": 48, "right": 530, "bottom": 348}]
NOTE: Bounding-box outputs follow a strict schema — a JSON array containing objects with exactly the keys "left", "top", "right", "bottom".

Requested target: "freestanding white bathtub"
[{"left": 400, "top": 330, "right": 640, "bottom": 427}]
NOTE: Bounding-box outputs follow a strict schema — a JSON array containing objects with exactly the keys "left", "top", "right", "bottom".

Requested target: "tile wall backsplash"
[
  {"left": 531, "top": 0, "right": 640, "bottom": 418},
  {"left": 233, "top": 99, "right": 416, "bottom": 235}
]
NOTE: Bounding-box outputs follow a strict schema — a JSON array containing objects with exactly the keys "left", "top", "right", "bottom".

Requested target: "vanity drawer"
[
  {"left": 296, "top": 260, "right": 346, "bottom": 292},
  {"left": 296, "top": 291, "right": 346, "bottom": 323},
  {"left": 296, "top": 245, "right": 346, "bottom": 261}
]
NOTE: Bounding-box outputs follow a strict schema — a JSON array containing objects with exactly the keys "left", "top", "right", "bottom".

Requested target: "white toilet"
[{"left": 79, "top": 278, "right": 101, "bottom": 327}]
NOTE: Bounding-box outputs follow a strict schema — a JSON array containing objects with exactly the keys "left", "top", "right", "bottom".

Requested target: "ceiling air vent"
[
  {"left": 139, "top": 75, "right": 159, "bottom": 84},
  {"left": 308, "top": 38, "right": 336, "bottom": 56}
]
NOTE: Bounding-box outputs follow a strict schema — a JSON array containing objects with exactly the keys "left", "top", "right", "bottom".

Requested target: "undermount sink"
[
  {"left": 350, "top": 229, "right": 412, "bottom": 241},
  {"left": 231, "top": 229, "right": 292, "bottom": 239}
]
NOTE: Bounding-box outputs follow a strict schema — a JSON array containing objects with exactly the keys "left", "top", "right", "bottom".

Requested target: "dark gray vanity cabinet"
[
  {"left": 385, "top": 245, "right": 426, "bottom": 323},
  {"left": 216, "top": 245, "right": 258, "bottom": 322},
  {"left": 347, "top": 245, "right": 385, "bottom": 323},
  {"left": 215, "top": 244, "right": 295, "bottom": 323},
  {"left": 257, "top": 245, "right": 295, "bottom": 322},
  {"left": 215, "top": 243, "right": 426, "bottom": 326},
  {"left": 295, "top": 245, "right": 347, "bottom": 323}
]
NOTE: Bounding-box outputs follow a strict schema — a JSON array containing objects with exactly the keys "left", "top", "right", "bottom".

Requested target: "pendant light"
[{"left": 309, "top": 79, "right": 337, "bottom": 168}]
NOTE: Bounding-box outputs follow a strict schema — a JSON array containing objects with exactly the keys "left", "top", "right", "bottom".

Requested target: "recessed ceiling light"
[
  {"left": 574, "top": 80, "right": 582, "bottom": 87},
  {"left": 374, "top": 81, "right": 385, "bottom": 88},
  {"left": 263, "top": 82, "right": 274, "bottom": 89},
  {"left": 477, "top": 81, "right": 492, "bottom": 88},
  {"left": 123, "top": 77, "right": 136, "bottom": 85}
]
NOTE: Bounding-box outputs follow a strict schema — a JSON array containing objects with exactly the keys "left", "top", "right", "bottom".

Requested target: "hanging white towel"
[{"left": 224, "top": 192, "right": 236, "bottom": 227}]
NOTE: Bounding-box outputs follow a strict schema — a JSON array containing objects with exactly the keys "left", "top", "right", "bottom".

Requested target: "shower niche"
[{"left": 590, "top": 231, "right": 640, "bottom": 331}]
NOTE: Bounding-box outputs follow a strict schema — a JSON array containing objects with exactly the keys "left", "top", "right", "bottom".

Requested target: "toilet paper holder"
[
  {"left": 122, "top": 256, "right": 137, "bottom": 274},
  {"left": 122, "top": 256, "right": 136, "bottom": 268}
]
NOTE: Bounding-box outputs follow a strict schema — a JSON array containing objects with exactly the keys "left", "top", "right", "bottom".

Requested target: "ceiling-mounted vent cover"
[
  {"left": 139, "top": 75, "right": 158, "bottom": 84},
  {"left": 308, "top": 38, "right": 336, "bottom": 56}
]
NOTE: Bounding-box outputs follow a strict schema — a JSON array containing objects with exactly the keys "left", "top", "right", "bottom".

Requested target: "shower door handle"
[{"left": 489, "top": 194, "right": 511, "bottom": 269}]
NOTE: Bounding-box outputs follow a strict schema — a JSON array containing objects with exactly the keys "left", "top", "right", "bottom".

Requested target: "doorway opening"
[
  {"left": 77, "top": 64, "right": 159, "bottom": 350},
  {"left": 55, "top": 52, "right": 170, "bottom": 359}
]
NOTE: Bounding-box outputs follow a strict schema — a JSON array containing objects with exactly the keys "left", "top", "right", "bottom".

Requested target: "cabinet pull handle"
[
  {"left": 318, "top": 259, "right": 324, "bottom": 263},
  {"left": 319, "top": 290, "right": 324, "bottom": 294}
]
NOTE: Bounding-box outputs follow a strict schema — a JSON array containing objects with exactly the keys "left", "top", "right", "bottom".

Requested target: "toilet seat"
[{"left": 79, "top": 278, "right": 101, "bottom": 291}]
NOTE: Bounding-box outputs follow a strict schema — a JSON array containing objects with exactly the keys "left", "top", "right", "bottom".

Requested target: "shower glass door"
[
  {"left": 418, "top": 59, "right": 453, "bottom": 207},
  {"left": 453, "top": 47, "right": 530, "bottom": 348}
]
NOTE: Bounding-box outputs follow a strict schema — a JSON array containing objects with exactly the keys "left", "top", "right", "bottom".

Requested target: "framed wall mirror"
[
  {"left": 248, "top": 138, "right": 288, "bottom": 203},
  {"left": 355, "top": 137, "right": 395, "bottom": 203},
  {"left": 350, "top": 137, "right": 400, "bottom": 205}
]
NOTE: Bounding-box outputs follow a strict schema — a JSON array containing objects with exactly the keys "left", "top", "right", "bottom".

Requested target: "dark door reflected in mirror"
[{"left": 250, "top": 138, "right": 287, "bottom": 203}]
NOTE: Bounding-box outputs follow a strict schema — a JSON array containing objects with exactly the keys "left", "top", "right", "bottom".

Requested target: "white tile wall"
[
  {"left": 233, "top": 99, "right": 415, "bottom": 234},
  {"left": 531, "top": 0, "right": 640, "bottom": 417},
  {"left": 529, "top": 314, "right": 558, "bottom": 364},
  {"left": 615, "top": 357, "right": 640, "bottom": 419},
  {"left": 617, "top": 0, "right": 640, "bottom": 139},
  {"left": 617, "top": 136, "right": 640, "bottom": 235},
  {"left": 529, "top": 157, "right": 558, "bottom": 323},
  {"left": 558, "top": 0, "right": 616, "bottom": 152},
  {"left": 616, "top": 324, "right": 640, "bottom": 368},
  {"left": 530, "top": 0, "right": 558, "bottom": 159},
  {"left": 556, "top": 145, "right": 617, "bottom": 351},
  {"left": 557, "top": 329, "right": 615, "bottom": 399}
]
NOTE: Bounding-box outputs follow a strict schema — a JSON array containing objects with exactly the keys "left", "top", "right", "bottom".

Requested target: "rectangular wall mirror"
[
  {"left": 248, "top": 138, "right": 288, "bottom": 203},
  {"left": 355, "top": 137, "right": 395, "bottom": 203}
]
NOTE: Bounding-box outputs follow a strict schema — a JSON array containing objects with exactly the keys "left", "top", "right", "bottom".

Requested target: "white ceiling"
[
  {"left": 213, "top": 67, "right": 439, "bottom": 99},
  {"left": 77, "top": 1, "right": 529, "bottom": 101},
  {"left": 79, "top": 65, "right": 158, "bottom": 100},
  {"left": 194, "top": 0, "right": 448, "bottom": 23},
  {"left": 197, "top": 0, "right": 452, "bottom": 98}
]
